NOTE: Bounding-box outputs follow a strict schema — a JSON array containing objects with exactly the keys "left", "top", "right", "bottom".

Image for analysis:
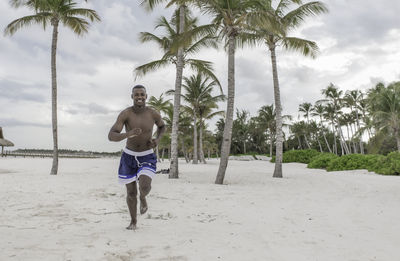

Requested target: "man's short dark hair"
[{"left": 132, "top": 84, "right": 146, "bottom": 93}]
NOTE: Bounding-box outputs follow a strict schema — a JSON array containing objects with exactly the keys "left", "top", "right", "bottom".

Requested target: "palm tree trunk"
[
  {"left": 50, "top": 20, "right": 59, "bottom": 175},
  {"left": 317, "top": 137, "right": 323, "bottom": 152},
  {"left": 346, "top": 125, "right": 352, "bottom": 153},
  {"left": 156, "top": 145, "right": 161, "bottom": 162},
  {"left": 297, "top": 136, "right": 302, "bottom": 149},
  {"left": 215, "top": 33, "right": 235, "bottom": 184},
  {"left": 319, "top": 117, "right": 332, "bottom": 153},
  {"left": 355, "top": 109, "right": 364, "bottom": 154},
  {"left": 304, "top": 134, "right": 311, "bottom": 149},
  {"left": 181, "top": 138, "right": 189, "bottom": 163},
  {"left": 192, "top": 112, "right": 198, "bottom": 164},
  {"left": 269, "top": 137, "right": 273, "bottom": 156},
  {"left": 331, "top": 121, "right": 337, "bottom": 155},
  {"left": 199, "top": 121, "right": 206, "bottom": 164},
  {"left": 169, "top": 5, "right": 186, "bottom": 179},
  {"left": 269, "top": 45, "right": 283, "bottom": 178},
  {"left": 395, "top": 128, "right": 400, "bottom": 152}
]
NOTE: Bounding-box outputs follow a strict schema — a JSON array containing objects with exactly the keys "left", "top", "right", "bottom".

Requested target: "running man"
[{"left": 108, "top": 84, "right": 166, "bottom": 230}]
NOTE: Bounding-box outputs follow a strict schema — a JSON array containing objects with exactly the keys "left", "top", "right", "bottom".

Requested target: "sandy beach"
[{"left": 0, "top": 157, "right": 399, "bottom": 261}]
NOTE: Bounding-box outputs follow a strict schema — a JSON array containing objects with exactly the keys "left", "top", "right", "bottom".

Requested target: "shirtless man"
[{"left": 108, "top": 85, "right": 166, "bottom": 230}]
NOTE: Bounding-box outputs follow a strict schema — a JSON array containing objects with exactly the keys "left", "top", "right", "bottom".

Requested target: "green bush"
[
  {"left": 326, "top": 154, "right": 370, "bottom": 171},
  {"left": 373, "top": 152, "right": 400, "bottom": 175},
  {"left": 325, "top": 153, "right": 393, "bottom": 173},
  {"left": 307, "top": 153, "right": 338, "bottom": 169},
  {"left": 271, "top": 149, "right": 320, "bottom": 164}
]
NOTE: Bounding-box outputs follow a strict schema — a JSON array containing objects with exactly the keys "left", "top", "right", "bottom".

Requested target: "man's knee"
[{"left": 139, "top": 176, "right": 152, "bottom": 194}]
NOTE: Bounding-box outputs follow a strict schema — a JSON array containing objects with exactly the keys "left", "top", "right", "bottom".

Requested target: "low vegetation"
[{"left": 272, "top": 149, "right": 400, "bottom": 175}]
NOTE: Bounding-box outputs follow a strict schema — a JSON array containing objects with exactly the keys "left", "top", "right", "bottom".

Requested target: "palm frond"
[
  {"left": 4, "top": 13, "right": 50, "bottom": 36},
  {"left": 140, "top": 0, "right": 166, "bottom": 11},
  {"left": 283, "top": 1, "right": 328, "bottom": 29},
  {"left": 64, "top": 8, "right": 101, "bottom": 23},
  {"left": 134, "top": 59, "right": 171, "bottom": 79},
  {"left": 282, "top": 36, "right": 319, "bottom": 58},
  {"left": 62, "top": 16, "right": 90, "bottom": 35},
  {"left": 187, "top": 59, "right": 222, "bottom": 93}
]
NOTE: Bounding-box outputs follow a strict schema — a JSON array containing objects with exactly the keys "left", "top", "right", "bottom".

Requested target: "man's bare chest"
[{"left": 124, "top": 111, "right": 155, "bottom": 133}]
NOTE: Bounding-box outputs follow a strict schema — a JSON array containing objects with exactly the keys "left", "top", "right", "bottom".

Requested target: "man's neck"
[{"left": 132, "top": 104, "right": 146, "bottom": 112}]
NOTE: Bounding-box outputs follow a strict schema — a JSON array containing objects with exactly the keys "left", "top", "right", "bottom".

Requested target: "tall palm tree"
[
  {"left": 141, "top": 0, "right": 219, "bottom": 179},
  {"left": 4, "top": 0, "right": 100, "bottom": 175},
  {"left": 197, "top": 0, "right": 265, "bottom": 184},
  {"left": 135, "top": 10, "right": 218, "bottom": 177},
  {"left": 253, "top": 0, "right": 328, "bottom": 178}
]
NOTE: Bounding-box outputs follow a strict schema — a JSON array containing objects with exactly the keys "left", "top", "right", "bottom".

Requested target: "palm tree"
[
  {"left": 5, "top": 0, "right": 100, "bottom": 175},
  {"left": 169, "top": 73, "right": 223, "bottom": 163},
  {"left": 321, "top": 83, "right": 350, "bottom": 155},
  {"left": 299, "top": 102, "right": 313, "bottom": 123},
  {"left": 258, "top": 105, "right": 276, "bottom": 156},
  {"left": 368, "top": 82, "right": 400, "bottom": 151},
  {"left": 135, "top": 10, "right": 218, "bottom": 177},
  {"left": 141, "top": 0, "right": 220, "bottom": 179},
  {"left": 311, "top": 103, "right": 332, "bottom": 152},
  {"left": 253, "top": 0, "right": 328, "bottom": 177},
  {"left": 197, "top": 0, "right": 265, "bottom": 184},
  {"left": 344, "top": 90, "right": 365, "bottom": 154},
  {"left": 197, "top": 99, "right": 225, "bottom": 163}
]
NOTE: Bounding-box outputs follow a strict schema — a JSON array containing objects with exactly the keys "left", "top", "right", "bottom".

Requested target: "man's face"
[{"left": 132, "top": 88, "right": 147, "bottom": 106}]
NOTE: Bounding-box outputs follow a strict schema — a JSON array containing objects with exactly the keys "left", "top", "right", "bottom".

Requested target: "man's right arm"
[{"left": 108, "top": 112, "right": 128, "bottom": 142}]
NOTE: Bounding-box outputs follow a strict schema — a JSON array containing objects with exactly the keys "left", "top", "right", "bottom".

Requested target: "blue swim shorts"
[{"left": 118, "top": 148, "right": 157, "bottom": 185}]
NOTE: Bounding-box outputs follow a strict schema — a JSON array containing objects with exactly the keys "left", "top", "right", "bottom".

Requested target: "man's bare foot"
[
  {"left": 140, "top": 197, "right": 148, "bottom": 214},
  {"left": 126, "top": 222, "right": 137, "bottom": 230}
]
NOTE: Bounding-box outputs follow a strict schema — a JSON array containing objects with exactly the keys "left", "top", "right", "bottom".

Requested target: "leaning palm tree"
[
  {"left": 135, "top": 10, "right": 218, "bottom": 177},
  {"left": 252, "top": 0, "right": 328, "bottom": 178},
  {"left": 4, "top": 0, "right": 100, "bottom": 175}
]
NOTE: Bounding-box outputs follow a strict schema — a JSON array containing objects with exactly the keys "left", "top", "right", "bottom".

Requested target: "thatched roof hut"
[{"left": 0, "top": 127, "right": 14, "bottom": 156}]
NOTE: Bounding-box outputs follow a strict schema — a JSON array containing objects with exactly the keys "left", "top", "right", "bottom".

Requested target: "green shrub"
[
  {"left": 271, "top": 149, "right": 320, "bottom": 164},
  {"left": 326, "top": 154, "right": 369, "bottom": 171},
  {"left": 325, "top": 153, "right": 393, "bottom": 173},
  {"left": 307, "top": 153, "right": 338, "bottom": 169},
  {"left": 373, "top": 152, "right": 400, "bottom": 175}
]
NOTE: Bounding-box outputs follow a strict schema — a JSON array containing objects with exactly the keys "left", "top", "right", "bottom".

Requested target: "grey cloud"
[
  {"left": 64, "top": 102, "right": 114, "bottom": 115},
  {"left": 0, "top": 79, "right": 47, "bottom": 102},
  {"left": 0, "top": 118, "right": 50, "bottom": 128},
  {"left": 303, "top": 0, "right": 400, "bottom": 49}
]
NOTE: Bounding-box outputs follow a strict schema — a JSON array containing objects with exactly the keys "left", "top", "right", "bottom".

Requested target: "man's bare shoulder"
[
  {"left": 118, "top": 107, "right": 133, "bottom": 118},
  {"left": 146, "top": 107, "right": 161, "bottom": 117}
]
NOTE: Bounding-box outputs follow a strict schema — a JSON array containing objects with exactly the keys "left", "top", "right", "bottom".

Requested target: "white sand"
[{"left": 0, "top": 157, "right": 399, "bottom": 261}]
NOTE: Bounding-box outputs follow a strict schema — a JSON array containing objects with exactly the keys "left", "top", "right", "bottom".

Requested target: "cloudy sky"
[{"left": 0, "top": 0, "right": 399, "bottom": 152}]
